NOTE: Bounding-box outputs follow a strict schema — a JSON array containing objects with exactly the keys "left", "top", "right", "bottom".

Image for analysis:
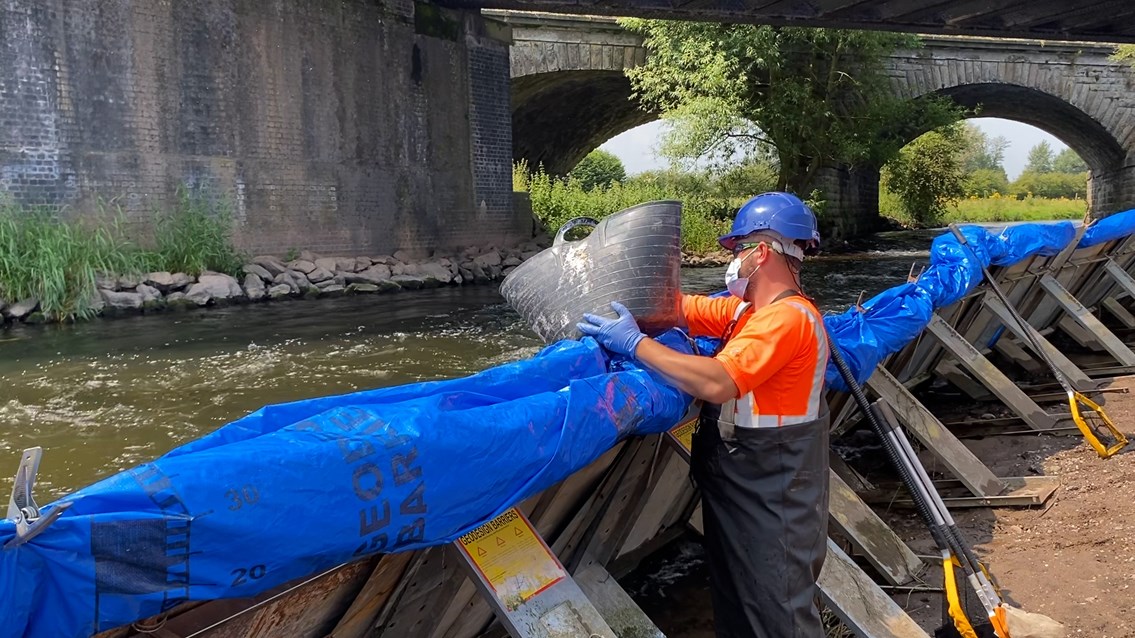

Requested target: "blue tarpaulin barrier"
[
  {"left": 3, "top": 212, "right": 1135, "bottom": 637},
  {"left": 822, "top": 212, "right": 1135, "bottom": 391},
  {"left": 0, "top": 332, "right": 694, "bottom": 638}
]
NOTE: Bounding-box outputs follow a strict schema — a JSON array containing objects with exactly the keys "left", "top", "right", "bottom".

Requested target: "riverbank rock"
[
  {"left": 117, "top": 274, "right": 140, "bottom": 289},
  {"left": 144, "top": 272, "right": 176, "bottom": 293},
  {"left": 288, "top": 259, "right": 317, "bottom": 275},
  {"left": 418, "top": 262, "right": 452, "bottom": 285},
  {"left": 273, "top": 270, "right": 309, "bottom": 294},
  {"left": 267, "top": 284, "right": 291, "bottom": 299},
  {"left": 136, "top": 284, "right": 162, "bottom": 303},
  {"left": 473, "top": 251, "right": 502, "bottom": 269},
  {"left": 343, "top": 265, "right": 392, "bottom": 286},
  {"left": 252, "top": 256, "right": 289, "bottom": 277},
  {"left": 3, "top": 298, "right": 39, "bottom": 321},
  {"left": 306, "top": 266, "right": 334, "bottom": 283},
  {"left": 199, "top": 274, "right": 244, "bottom": 299},
  {"left": 100, "top": 290, "right": 143, "bottom": 310},
  {"left": 243, "top": 274, "right": 266, "bottom": 301},
  {"left": 314, "top": 257, "right": 340, "bottom": 273},
  {"left": 319, "top": 284, "right": 345, "bottom": 295},
  {"left": 391, "top": 274, "right": 425, "bottom": 290},
  {"left": 243, "top": 263, "right": 274, "bottom": 281},
  {"left": 96, "top": 274, "right": 118, "bottom": 290},
  {"left": 346, "top": 283, "right": 379, "bottom": 294}
]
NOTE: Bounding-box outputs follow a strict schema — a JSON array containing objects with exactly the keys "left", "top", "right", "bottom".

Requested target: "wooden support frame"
[
  {"left": 1039, "top": 274, "right": 1135, "bottom": 367},
  {"left": 1102, "top": 297, "right": 1135, "bottom": 329},
  {"left": 866, "top": 367, "right": 1058, "bottom": 508},
  {"left": 980, "top": 294, "right": 1097, "bottom": 390},
  {"left": 925, "top": 313, "right": 1058, "bottom": 431}
]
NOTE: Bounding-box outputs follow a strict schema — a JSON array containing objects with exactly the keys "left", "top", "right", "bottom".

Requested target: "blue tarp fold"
[
  {"left": 4, "top": 212, "right": 1135, "bottom": 638},
  {"left": 0, "top": 332, "right": 694, "bottom": 638}
]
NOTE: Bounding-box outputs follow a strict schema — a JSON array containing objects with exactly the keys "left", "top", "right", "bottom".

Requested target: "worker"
[{"left": 578, "top": 192, "right": 830, "bottom": 638}]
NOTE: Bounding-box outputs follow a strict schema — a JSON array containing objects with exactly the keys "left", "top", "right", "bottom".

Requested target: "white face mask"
[{"left": 725, "top": 253, "right": 757, "bottom": 298}]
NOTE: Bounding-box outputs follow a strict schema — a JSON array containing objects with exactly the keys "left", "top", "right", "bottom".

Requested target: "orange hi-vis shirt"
[{"left": 683, "top": 293, "right": 828, "bottom": 428}]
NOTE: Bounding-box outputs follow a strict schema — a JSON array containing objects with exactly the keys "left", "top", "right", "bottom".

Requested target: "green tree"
[
  {"left": 1011, "top": 171, "right": 1089, "bottom": 199},
  {"left": 1052, "top": 148, "right": 1088, "bottom": 174},
  {"left": 959, "top": 123, "right": 1008, "bottom": 172},
  {"left": 881, "top": 124, "right": 966, "bottom": 226},
  {"left": 963, "top": 168, "right": 1010, "bottom": 197},
  {"left": 570, "top": 149, "right": 627, "bottom": 191},
  {"left": 1024, "top": 141, "right": 1055, "bottom": 174},
  {"left": 621, "top": 21, "right": 962, "bottom": 194}
]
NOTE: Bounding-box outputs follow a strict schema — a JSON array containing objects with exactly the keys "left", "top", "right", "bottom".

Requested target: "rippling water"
[{"left": 0, "top": 237, "right": 932, "bottom": 499}]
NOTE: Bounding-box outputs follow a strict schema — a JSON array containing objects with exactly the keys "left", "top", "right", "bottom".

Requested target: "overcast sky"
[{"left": 600, "top": 117, "right": 1072, "bottom": 181}]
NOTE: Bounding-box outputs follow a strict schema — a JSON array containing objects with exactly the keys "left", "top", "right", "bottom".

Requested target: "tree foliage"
[
  {"left": 570, "top": 149, "right": 627, "bottom": 191},
  {"left": 1024, "top": 141, "right": 1055, "bottom": 174},
  {"left": 959, "top": 123, "right": 1008, "bottom": 172},
  {"left": 621, "top": 21, "right": 963, "bottom": 194},
  {"left": 880, "top": 124, "right": 967, "bottom": 226},
  {"left": 964, "top": 168, "right": 1010, "bottom": 197},
  {"left": 1011, "top": 171, "right": 1090, "bottom": 199},
  {"left": 1052, "top": 147, "right": 1088, "bottom": 174}
]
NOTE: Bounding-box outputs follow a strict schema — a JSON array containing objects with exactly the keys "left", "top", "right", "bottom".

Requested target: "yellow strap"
[{"left": 943, "top": 555, "right": 980, "bottom": 638}]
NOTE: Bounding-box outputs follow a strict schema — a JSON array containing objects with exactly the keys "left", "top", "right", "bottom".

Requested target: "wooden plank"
[
  {"left": 867, "top": 366, "right": 1008, "bottom": 498},
  {"left": 1039, "top": 274, "right": 1135, "bottom": 367},
  {"left": 618, "top": 446, "right": 692, "bottom": 561},
  {"left": 1058, "top": 315, "right": 1107, "bottom": 351},
  {"left": 818, "top": 541, "right": 931, "bottom": 638},
  {"left": 329, "top": 553, "right": 416, "bottom": 638},
  {"left": 828, "top": 471, "right": 924, "bottom": 587},
  {"left": 574, "top": 554, "right": 665, "bottom": 638},
  {"left": 991, "top": 335, "right": 1045, "bottom": 375},
  {"left": 925, "top": 313, "right": 1058, "bottom": 431},
  {"left": 1102, "top": 297, "right": 1135, "bottom": 329},
  {"left": 1104, "top": 257, "right": 1135, "bottom": 300},
  {"left": 870, "top": 476, "right": 1060, "bottom": 509},
  {"left": 934, "top": 360, "right": 993, "bottom": 400},
  {"left": 981, "top": 295, "right": 1096, "bottom": 389}
]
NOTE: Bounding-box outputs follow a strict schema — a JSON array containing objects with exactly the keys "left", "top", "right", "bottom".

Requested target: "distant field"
[{"left": 881, "top": 192, "right": 1088, "bottom": 226}]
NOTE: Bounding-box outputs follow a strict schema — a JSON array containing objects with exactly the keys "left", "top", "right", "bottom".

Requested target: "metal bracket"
[{"left": 5, "top": 447, "right": 72, "bottom": 550}]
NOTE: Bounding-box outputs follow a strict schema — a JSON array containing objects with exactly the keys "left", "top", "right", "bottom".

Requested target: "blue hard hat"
[{"left": 717, "top": 192, "right": 821, "bottom": 254}]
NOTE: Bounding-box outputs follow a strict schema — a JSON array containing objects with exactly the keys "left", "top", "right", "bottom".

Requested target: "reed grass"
[{"left": 0, "top": 191, "right": 242, "bottom": 322}]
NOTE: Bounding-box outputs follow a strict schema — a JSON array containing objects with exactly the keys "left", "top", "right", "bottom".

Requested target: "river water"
[{"left": 0, "top": 233, "right": 933, "bottom": 502}]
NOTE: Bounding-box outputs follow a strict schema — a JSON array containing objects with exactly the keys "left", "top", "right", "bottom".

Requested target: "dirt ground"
[
  {"left": 884, "top": 374, "right": 1135, "bottom": 637},
  {"left": 627, "top": 376, "right": 1135, "bottom": 637}
]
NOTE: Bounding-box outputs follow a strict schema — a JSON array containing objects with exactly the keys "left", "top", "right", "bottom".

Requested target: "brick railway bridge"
[
  {"left": 497, "top": 10, "right": 1135, "bottom": 235},
  {"left": 1, "top": 0, "right": 1134, "bottom": 253}
]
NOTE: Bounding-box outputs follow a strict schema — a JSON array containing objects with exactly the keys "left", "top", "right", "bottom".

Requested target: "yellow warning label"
[
  {"left": 669, "top": 419, "right": 696, "bottom": 453},
  {"left": 457, "top": 508, "right": 565, "bottom": 610}
]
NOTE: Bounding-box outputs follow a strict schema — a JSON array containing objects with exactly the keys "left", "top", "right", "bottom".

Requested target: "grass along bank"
[
  {"left": 881, "top": 190, "right": 1088, "bottom": 227},
  {"left": 0, "top": 193, "right": 244, "bottom": 322},
  {"left": 515, "top": 162, "right": 740, "bottom": 257}
]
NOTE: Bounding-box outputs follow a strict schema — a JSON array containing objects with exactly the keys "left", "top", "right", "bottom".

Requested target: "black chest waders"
[{"left": 690, "top": 294, "right": 830, "bottom": 638}]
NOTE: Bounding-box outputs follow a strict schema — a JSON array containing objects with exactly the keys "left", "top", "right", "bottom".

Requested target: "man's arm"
[{"left": 634, "top": 338, "right": 738, "bottom": 404}]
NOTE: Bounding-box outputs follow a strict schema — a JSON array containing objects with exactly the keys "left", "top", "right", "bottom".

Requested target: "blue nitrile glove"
[{"left": 577, "top": 301, "right": 646, "bottom": 358}]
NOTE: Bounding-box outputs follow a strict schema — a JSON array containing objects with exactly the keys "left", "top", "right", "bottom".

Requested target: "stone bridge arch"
[
  {"left": 506, "top": 13, "right": 651, "bottom": 175},
  {"left": 498, "top": 10, "right": 1135, "bottom": 216},
  {"left": 888, "top": 41, "right": 1135, "bottom": 212}
]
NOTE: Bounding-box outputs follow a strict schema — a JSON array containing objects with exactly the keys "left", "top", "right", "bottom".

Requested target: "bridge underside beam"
[{"left": 454, "top": 0, "right": 1135, "bottom": 44}]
